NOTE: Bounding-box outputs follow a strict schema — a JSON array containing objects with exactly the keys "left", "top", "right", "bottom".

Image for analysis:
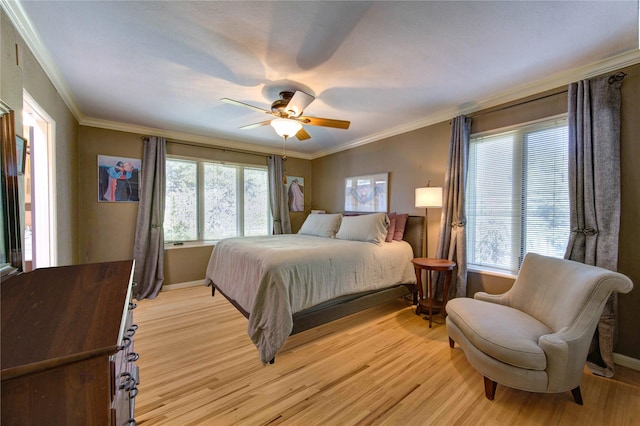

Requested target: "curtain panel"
[
  {"left": 565, "top": 72, "right": 625, "bottom": 377},
  {"left": 267, "top": 155, "right": 291, "bottom": 235},
  {"left": 133, "top": 136, "right": 166, "bottom": 300},
  {"left": 435, "top": 115, "right": 471, "bottom": 299}
]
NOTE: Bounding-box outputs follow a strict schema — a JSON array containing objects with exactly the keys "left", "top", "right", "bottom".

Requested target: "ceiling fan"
[{"left": 221, "top": 90, "right": 350, "bottom": 141}]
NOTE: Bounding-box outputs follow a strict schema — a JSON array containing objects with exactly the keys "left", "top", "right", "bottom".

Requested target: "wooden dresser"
[{"left": 1, "top": 260, "right": 139, "bottom": 426}]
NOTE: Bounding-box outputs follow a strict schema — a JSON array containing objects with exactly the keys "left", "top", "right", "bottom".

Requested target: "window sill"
[
  {"left": 164, "top": 241, "right": 217, "bottom": 250},
  {"left": 467, "top": 265, "right": 517, "bottom": 280}
]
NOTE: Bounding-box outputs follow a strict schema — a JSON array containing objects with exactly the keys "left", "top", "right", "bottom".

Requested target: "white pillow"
[
  {"left": 297, "top": 213, "right": 343, "bottom": 238},
  {"left": 335, "top": 213, "right": 389, "bottom": 244}
]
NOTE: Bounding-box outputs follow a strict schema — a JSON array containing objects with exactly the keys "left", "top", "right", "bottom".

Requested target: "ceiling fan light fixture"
[{"left": 270, "top": 118, "right": 302, "bottom": 138}]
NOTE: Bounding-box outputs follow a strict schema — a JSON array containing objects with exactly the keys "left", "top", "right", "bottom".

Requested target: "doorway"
[{"left": 22, "top": 92, "right": 57, "bottom": 270}]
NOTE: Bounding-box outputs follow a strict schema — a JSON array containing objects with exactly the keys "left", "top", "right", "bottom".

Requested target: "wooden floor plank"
[{"left": 134, "top": 286, "right": 640, "bottom": 425}]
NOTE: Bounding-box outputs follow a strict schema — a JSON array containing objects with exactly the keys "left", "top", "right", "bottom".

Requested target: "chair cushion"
[{"left": 447, "top": 298, "right": 551, "bottom": 371}]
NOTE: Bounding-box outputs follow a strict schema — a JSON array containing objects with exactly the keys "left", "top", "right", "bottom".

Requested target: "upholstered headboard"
[{"left": 403, "top": 215, "right": 424, "bottom": 258}]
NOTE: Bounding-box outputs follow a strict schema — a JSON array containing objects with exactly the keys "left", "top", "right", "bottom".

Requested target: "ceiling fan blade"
[
  {"left": 299, "top": 116, "right": 351, "bottom": 129},
  {"left": 295, "top": 127, "right": 311, "bottom": 141},
  {"left": 221, "top": 98, "right": 270, "bottom": 114},
  {"left": 239, "top": 120, "right": 271, "bottom": 130},
  {"left": 286, "top": 91, "right": 315, "bottom": 117}
]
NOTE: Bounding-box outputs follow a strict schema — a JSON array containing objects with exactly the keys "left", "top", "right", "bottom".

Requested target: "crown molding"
[
  {"left": 84, "top": 47, "right": 640, "bottom": 161},
  {"left": 1, "top": 0, "right": 84, "bottom": 122},
  {"left": 80, "top": 117, "right": 314, "bottom": 160},
  {"left": 311, "top": 49, "right": 640, "bottom": 159},
  {"left": 0, "top": 99, "right": 13, "bottom": 114},
  {"left": 458, "top": 49, "right": 640, "bottom": 117}
]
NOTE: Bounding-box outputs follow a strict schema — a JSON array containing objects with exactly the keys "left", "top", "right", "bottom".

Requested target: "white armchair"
[{"left": 446, "top": 253, "right": 633, "bottom": 404}]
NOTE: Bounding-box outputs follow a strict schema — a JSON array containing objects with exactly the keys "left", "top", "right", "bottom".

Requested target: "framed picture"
[
  {"left": 98, "top": 155, "right": 141, "bottom": 202},
  {"left": 344, "top": 172, "right": 388, "bottom": 213},
  {"left": 16, "top": 135, "right": 26, "bottom": 175},
  {"left": 286, "top": 176, "right": 304, "bottom": 212}
]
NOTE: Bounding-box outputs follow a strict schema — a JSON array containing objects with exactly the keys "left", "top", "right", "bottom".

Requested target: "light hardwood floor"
[{"left": 134, "top": 286, "right": 640, "bottom": 425}]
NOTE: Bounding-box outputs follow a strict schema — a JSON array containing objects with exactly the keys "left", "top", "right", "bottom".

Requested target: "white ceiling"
[{"left": 4, "top": 1, "right": 639, "bottom": 159}]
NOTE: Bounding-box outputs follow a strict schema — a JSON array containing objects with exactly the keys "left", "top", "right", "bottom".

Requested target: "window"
[
  {"left": 164, "top": 158, "right": 270, "bottom": 242},
  {"left": 467, "top": 117, "right": 570, "bottom": 275}
]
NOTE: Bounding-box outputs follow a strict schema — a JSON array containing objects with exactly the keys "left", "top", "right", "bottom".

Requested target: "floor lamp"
[{"left": 415, "top": 184, "right": 443, "bottom": 258}]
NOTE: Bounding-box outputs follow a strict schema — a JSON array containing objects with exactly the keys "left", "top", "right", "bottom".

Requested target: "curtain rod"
[
  {"left": 140, "top": 136, "right": 270, "bottom": 158},
  {"left": 608, "top": 71, "right": 627, "bottom": 84},
  {"left": 468, "top": 71, "right": 627, "bottom": 120},
  {"left": 468, "top": 88, "right": 568, "bottom": 119}
]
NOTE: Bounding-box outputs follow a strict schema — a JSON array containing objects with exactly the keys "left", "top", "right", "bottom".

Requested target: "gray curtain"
[
  {"left": 565, "top": 72, "right": 625, "bottom": 377},
  {"left": 435, "top": 115, "right": 471, "bottom": 299},
  {"left": 133, "top": 136, "right": 166, "bottom": 300},
  {"left": 267, "top": 155, "right": 291, "bottom": 234}
]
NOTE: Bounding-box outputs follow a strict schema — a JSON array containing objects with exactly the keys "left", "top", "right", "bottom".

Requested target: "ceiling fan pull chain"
[
  {"left": 282, "top": 135, "right": 288, "bottom": 162},
  {"left": 283, "top": 136, "right": 288, "bottom": 184}
]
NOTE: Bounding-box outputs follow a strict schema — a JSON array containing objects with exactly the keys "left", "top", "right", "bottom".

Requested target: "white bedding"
[{"left": 204, "top": 234, "right": 416, "bottom": 363}]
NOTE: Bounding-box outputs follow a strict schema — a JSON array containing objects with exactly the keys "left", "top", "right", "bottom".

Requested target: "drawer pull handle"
[
  {"left": 125, "top": 324, "right": 139, "bottom": 338},
  {"left": 127, "top": 352, "right": 140, "bottom": 362},
  {"left": 118, "top": 336, "right": 132, "bottom": 350},
  {"left": 119, "top": 373, "right": 134, "bottom": 390}
]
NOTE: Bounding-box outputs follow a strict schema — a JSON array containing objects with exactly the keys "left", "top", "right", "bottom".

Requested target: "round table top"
[{"left": 411, "top": 257, "right": 456, "bottom": 270}]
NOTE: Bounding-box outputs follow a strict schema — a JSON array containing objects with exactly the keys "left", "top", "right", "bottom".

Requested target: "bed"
[{"left": 204, "top": 213, "right": 424, "bottom": 364}]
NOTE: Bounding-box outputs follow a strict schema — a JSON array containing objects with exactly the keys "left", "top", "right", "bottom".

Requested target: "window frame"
[
  {"left": 164, "top": 155, "right": 271, "bottom": 244},
  {"left": 466, "top": 114, "right": 569, "bottom": 276}
]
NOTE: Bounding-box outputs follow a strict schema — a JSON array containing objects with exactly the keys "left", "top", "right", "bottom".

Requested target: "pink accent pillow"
[
  {"left": 385, "top": 212, "right": 396, "bottom": 242},
  {"left": 393, "top": 214, "right": 409, "bottom": 241}
]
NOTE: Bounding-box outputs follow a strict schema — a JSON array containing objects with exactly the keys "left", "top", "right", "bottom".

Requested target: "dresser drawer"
[
  {"left": 1, "top": 260, "right": 137, "bottom": 426},
  {"left": 111, "top": 298, "right": 139, "bottom": 425}
]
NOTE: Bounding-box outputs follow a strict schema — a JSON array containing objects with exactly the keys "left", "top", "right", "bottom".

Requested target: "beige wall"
[
  {"left": 77, "top": 126, "right": 143, "bottom": 263},
  {"left": 77, "top": 126, "right": 313, "bottom": 283},
  {"left": 616, "top": 63, "right": 640, "bottom": 359},
  {"left": 312, "top": 122, "right": 451, "bottom": 257},
  {"left": 164, "top": 245, "right": 213, "bottom": 285},
  {"left": 1, "top": 9, "right": 79, "bottom": 266},
  {"left": 312, "top": 63, "right": 640, "bottom": 360}
]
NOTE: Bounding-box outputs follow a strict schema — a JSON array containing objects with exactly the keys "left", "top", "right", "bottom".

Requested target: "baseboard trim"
[
  {"left": 613, "top": 352, "right": 640, "bottom": 371},
  {"left": 162, "top": 279, "right": 205, "bottom": 291}
]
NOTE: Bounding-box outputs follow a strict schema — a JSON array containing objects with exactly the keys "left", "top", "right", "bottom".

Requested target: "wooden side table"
[{"left": 411, "top": 257, "right": 456, "bottom": 327}]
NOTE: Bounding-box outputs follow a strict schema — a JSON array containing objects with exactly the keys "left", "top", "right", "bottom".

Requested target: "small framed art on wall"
[{"left": 344, "top": 173, "right": 388, "bottom": 213}]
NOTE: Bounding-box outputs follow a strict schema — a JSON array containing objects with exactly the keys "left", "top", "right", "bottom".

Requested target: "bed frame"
[{"left": 210, "top": 215, "right": 424, "bottom": 357}]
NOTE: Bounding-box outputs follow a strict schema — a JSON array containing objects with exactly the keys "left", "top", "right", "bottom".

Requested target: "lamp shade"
[
  {"left": 415, "top": 186, "right": 443, "bottom": 208},
  {"left": 270, "top": 118, "right": 302, "bottom": 138}
]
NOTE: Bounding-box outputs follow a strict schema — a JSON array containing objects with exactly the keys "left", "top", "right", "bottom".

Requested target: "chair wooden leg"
[
  {"left": 448, "top": 337, "right": 455, "bottom": 348},
  {"left": 484, "top": 377, "right": 497, "bottom": 400},
  {"left": 571, "top": 386, "right": 583, "bottom": 405}
]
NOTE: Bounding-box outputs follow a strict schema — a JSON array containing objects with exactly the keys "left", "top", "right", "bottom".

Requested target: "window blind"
[{"left": 467, "top": 118, "right": 569, "bottom": 274}]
